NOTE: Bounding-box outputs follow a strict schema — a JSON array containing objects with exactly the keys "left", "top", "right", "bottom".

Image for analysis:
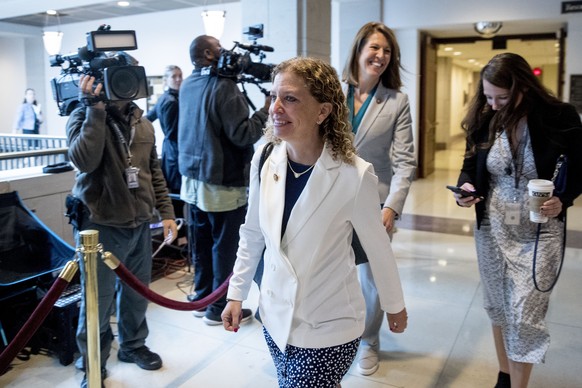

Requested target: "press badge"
[
  {"left": 126, "top": 166, "right": 140, "bottom": 189},
  {"left": 504, "top": 202, "right": 520, "bottom": 225}
]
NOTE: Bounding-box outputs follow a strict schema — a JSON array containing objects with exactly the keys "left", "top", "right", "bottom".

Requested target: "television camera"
[
  {"left": 216, "top": 24, "right": 275, "bottom": 97},
  {"left": 49, "top": 25, "right": 149, "bottom": 116}
]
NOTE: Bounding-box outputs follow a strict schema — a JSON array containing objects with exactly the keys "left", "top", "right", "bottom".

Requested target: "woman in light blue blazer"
[
  {"left": 221, "top": 57, "right": 408, "bottom": 387},
  {"left": 342, "top": 22, "right": 417, "bottom": 376}
]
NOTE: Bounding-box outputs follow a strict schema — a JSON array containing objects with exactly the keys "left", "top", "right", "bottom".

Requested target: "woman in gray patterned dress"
[{"left": 452, "top": 53, "right": 582, "bottom": 388}]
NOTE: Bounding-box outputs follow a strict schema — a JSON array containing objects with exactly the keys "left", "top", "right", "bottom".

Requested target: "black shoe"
[
  {"left": 118, "top": 346, "right": 162, "bottom": 370},
  {"left": 494, "top": 371, "right": 511, "bottom": 388},
  {"left": 187, "top": 293, "right": 206, "bottom": 302},
  {"left": 80, "top": 368, "right": 106, "bottom": 388}
]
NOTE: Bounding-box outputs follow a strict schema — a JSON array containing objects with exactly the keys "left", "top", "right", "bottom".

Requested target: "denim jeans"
[{"left": 190, "top": 204, "right": 247, "bottom": 318}]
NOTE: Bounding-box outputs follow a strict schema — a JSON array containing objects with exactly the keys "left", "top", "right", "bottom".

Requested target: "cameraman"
[
  {"left": 178, "top": 35, "right": 269, "bottom": 324},
  {"left": 66, "top": 60, "right": 178, "bottom": 387}
]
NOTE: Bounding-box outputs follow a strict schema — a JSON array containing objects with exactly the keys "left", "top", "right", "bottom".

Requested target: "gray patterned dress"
[{"left": 474, "top": 127, "right": 563, "bottom": 363}]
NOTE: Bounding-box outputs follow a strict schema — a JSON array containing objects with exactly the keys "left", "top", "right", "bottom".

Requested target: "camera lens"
[
  {"left": 104, "top": 66, "right": 148, "bottom": 101},
  {"left": 109, "top": 67, "right": 140, "bottom": 99}
]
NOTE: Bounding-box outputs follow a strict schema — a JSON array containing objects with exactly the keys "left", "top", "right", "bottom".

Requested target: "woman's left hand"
[
  {"left": 387, "top": 308, "right": 408, "bottom": 333},
  {"left": 540, "top": 196, "right": 563, "bottom": 218}
]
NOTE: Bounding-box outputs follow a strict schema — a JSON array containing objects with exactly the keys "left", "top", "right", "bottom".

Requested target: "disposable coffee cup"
[{"left": 527, "top": 179, "right": 554, "bottom": 223}]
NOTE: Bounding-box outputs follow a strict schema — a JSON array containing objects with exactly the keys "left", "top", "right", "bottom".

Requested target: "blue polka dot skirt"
[{"left": 263, "top": 327, "right": 360, "bottom": 387}]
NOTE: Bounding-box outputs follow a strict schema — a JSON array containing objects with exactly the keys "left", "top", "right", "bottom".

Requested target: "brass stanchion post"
[{"left": 80, "top": 230, "right": 101, "bottom": 388}]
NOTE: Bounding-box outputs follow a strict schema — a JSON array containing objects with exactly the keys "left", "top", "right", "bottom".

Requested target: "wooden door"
[{"left": 418, "top": 32, "right": 437, "bottom": 178}]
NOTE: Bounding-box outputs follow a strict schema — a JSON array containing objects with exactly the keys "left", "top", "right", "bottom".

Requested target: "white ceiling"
[
  {"left": 0, "top": 0, "right": 231, "bottom": 27},
  {"left": 0, "top": 0, "right": 563, "bottom": 69}
]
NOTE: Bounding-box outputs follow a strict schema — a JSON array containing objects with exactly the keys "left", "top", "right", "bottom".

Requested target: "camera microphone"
[{"left": 237, "top": 42, "right": 274, "bottom": 53}]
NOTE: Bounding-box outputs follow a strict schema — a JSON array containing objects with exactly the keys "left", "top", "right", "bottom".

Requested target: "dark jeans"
[{"left": 190, "top": 204, "right": 247, "bottom": 317}]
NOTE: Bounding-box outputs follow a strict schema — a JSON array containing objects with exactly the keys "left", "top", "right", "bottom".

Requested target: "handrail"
[
  {"left": 0, "top": 134, "right": 69, "bottom": 171},
  {"left": 0, "top": 148, "right": 69, "bottom": 160}
]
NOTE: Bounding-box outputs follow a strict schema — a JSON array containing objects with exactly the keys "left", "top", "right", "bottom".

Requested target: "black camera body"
[
  {"left": 216, "top": 24, "right": 275, "bottom": 87},
  {"left": 50, "top": 26, "right": 149, "bottom": 116}
]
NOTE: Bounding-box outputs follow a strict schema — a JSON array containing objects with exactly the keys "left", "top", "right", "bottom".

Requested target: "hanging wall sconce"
[
  {"left": 43, "top": 10, "right": 63, "bottom": 55},
  {"left": 201, "top": 10, "right": 226, "bottom": 39}
]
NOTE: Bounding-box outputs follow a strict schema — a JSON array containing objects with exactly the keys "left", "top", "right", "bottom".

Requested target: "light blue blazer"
[
  {"left": 227, "top": 142, "right": 406, "bottom": 351},
  {"left": 345, "top": 83, "right": 416, "bottom": 215}
]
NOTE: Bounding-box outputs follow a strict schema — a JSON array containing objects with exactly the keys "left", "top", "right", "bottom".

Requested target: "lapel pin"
[{"left": 274, "top": 174, "right": 279, "bottom": 182}]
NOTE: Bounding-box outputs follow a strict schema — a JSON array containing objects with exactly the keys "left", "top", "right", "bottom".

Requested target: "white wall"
[
  {"left": 383, "top": 0, "right": 565, "bottom": 29},
  {"left": 0, "top": 36, "right": 27, "bottom": 133}
]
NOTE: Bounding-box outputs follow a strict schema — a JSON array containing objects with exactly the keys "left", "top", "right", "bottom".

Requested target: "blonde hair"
[{"left": 264, "top": 57, "right": 356, "bottom": 165}]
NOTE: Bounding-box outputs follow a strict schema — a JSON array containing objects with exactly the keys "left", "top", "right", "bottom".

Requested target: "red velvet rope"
[
  {"left": 113, "top": 263, "right": 231, "bottom": 311},
  {"left": 0, "top": 277, "right": 69, "bottom": 375},
  {"left": 0, "top": 263, "right": 230, "bottom": 375}
]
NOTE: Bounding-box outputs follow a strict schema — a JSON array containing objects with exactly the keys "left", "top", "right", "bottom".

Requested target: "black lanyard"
[{"left": 110, "top": 120, "right": 136, "bottom": 167}]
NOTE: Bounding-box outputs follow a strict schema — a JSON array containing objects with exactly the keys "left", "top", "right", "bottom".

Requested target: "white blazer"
[{"left": 227, "top": 142, "right": 405, "bottom": 351}]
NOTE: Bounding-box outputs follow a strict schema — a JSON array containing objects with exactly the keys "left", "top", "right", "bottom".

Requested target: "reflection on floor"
[{"left": 1, "top": 147, "right": 581, "bottom": 388}]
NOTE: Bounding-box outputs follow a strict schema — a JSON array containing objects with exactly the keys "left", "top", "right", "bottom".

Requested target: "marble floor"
[{"left": 1, "top": 145, "right": 581, "bottom": 388}]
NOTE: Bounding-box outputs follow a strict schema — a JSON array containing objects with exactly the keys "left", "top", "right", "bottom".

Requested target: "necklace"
[{"left": 287, "top": 160, "right": 315, "bottom": 178}]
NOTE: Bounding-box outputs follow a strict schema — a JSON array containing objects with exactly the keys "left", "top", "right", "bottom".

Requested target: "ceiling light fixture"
[
  {"left": 201, "top": 10, "right": 226, "bottom": 39},
  {"left": 43, "top": 10, "right": 63, "bottom": 56},
  {"left": 474, "top": 21, "right": 503, "bottom": 38}
]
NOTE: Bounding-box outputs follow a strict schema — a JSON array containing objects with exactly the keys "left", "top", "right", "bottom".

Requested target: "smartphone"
[{"left": 446, "top": 185, "right": 483, "bottom": 199}]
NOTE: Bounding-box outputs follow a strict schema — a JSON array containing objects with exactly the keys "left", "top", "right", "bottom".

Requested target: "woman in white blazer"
[
  {"left": 221, "top": 57, "right": 408, "bottom": 387},
  {"left": 342, "top": 22, "right": 417, "bottom": 376}
]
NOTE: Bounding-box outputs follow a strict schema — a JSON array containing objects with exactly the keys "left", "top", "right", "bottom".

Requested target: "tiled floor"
[{"left": 1, "top": 144, "right": 581, "bottom": 387}]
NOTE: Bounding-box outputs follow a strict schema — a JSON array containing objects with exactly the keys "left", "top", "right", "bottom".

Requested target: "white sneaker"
[{"left": 356, "top": 345, "right": 379, "bottom": 376}]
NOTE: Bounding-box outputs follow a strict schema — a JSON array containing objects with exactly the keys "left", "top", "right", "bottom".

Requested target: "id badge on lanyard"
[
  {"left": 504, "top": 201, "right": 520, "bottom": 225},
  {"left": 112, "top": 121, "right": 140, "bottom": 189},
  {"left": 126, "top": 166, "right": 140, "bottom": 189}
]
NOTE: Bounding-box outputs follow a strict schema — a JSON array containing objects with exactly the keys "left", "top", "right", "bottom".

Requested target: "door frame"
[{"left": 417, "top": 31, "right": 565, "bottom": 176}]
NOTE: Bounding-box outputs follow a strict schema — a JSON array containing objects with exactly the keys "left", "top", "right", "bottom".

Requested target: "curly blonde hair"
[{"left": 264, "top": 57, "right": 356, "bottom": 165}]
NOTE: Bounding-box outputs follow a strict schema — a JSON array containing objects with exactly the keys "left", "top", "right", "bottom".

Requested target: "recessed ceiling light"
[
  {"left": 46, "top": 9, "right": 58, "bottom": 15},
  {"left": 453, "top": 51, "right": 462, "bottom": 56},
  {"left": 444, "top": 47, "right": 453, "bottom": 51},
  {"left": 118, "top": 1, "right": 130, "bottom": 6},
  {"left": 468, "top": 59, "right": 476, "bottom": 63}
]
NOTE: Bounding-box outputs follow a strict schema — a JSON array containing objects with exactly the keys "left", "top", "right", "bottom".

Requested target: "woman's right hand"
[
  {"left": 221, "top": 300, "right": 243, "bottom": 333},
  {"left": 454, "top": 183, "right": 482, "bottom": 208}
]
